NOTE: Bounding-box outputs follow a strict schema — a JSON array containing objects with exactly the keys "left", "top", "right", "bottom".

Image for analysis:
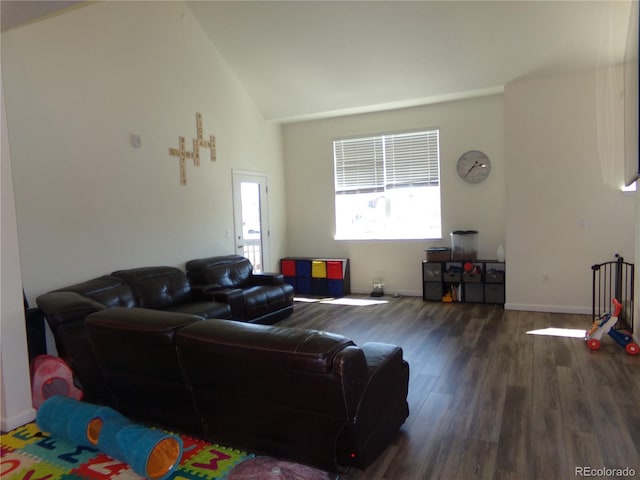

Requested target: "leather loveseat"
[
  {"left": 36, "top": 260, "right": 294, "bottom": 402},
  {"left": 84, "top": 307, "right": 410, "bottom": 473}
]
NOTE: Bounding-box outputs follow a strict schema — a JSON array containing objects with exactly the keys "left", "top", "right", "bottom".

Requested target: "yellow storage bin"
[{"left": 311, "top": 260, "right": 327, "bottom": 278}]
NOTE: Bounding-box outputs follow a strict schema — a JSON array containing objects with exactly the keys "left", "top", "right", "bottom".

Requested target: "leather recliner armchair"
[
  {"left": 86, "top": 308, "right": 206, "bottom": 435},
  {"left": 185, "top": 255, "right": 294, "bottom": 324}
]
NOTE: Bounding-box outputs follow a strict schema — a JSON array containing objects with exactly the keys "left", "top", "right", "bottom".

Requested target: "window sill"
[{"left": 334, "top": 235, "right": 443, "bottom": 241}]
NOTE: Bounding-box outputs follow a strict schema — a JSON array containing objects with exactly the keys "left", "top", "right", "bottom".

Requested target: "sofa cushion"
[
  {"left": 112, "top": 267, "right": 192, "bottom": 309},
  {"left": 186, "top": 255, "right": 252, "bottom": 288}
]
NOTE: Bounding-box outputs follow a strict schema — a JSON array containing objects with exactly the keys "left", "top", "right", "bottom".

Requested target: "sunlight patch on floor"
[
  {"left": 321, "top": 297, "right": 388, "bottom": 306},
  {"left": 526, "top": 327, "right": 586, "bottom": 338},
  {"left": 293, "top": 297, "right": 323, "bottom": 303},
  {"left": 294, "top": 296, "right": 388, "bottom": 306}
]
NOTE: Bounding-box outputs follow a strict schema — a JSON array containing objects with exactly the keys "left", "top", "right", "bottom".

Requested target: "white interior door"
[{"left": 232, "top": 170, "right": 269, "bottom": 273}]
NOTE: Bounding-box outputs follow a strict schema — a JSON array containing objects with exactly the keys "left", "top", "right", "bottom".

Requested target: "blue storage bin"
[
  {"left": 311, "top": 278, "right": 328, "bottom": 296},
  {"left": 297, "top": 277, "right": 312, "bottom": 294},
  {"left": 296, "top": 260, "right": 312, "bottom": 278},
  {"left": 328, "top": 279, "right": 344, "bottom": 297}
]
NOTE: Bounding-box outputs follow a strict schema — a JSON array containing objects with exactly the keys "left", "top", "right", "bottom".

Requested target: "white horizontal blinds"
[
  {"left": 334, "top": 129, "right": 439, "bottom": 194},
  {"left": 334, "top": 136, "right": 384, "bottom": 194},
  {"left": 384, "top": 130, "right": 440, "bottom": 189}
]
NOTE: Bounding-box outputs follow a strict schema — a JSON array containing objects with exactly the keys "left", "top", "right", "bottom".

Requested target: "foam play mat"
[{"left": 1, "top": 422, "right": 254, "bottom": 480}]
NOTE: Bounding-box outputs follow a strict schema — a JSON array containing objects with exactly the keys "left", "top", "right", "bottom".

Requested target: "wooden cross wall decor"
[{"left": 169, "top": 113, "right": 216, "bottom": 185}]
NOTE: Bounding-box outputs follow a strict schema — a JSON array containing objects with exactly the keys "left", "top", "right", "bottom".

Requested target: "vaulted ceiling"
[{"left": 1, "top": 0, "right": 633, "bottom": 123}]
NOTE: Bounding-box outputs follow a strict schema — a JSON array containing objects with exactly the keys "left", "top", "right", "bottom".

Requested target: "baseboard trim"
[
  {"left": 505, "top": 303, "right": 592, "bottom": 315},
  {"left": 351, "top": 289, "right": 423, "bottom": 298},
  {"left": 1, "top": 407, "right": 36, "bottom": 432},
  {"left": 348, "top": 293, "right": 593, "bottom": 314}
]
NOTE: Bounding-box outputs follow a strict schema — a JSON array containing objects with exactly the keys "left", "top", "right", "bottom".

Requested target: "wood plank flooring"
[{"left": 277, "top": 295, "right": 640, "bottom": 480}]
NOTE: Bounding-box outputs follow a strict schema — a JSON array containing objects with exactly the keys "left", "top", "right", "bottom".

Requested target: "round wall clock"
[{"left": 456, "top": 150, "right": 491, "bottom": 184}]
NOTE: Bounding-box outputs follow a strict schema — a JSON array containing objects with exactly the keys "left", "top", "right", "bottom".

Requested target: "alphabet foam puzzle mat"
[{"left": 1, "top": 422, "right": 254, "bottom": 480}]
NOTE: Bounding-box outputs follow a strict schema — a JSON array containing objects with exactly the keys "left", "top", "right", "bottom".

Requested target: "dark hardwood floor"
[{"left": 278, "top": 295, "right": 640, "bottom": 480}]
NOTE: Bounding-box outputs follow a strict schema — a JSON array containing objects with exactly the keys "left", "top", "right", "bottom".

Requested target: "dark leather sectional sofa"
[{"left": 35, "top": 255, "right": 410, "bottom": 473}]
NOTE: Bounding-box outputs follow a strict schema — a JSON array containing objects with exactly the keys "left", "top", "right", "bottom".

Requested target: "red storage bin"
[
  {"left": 281, "top": 259, "right": 296, "bottom": 277},
  {"left": 326, "top": 261, "right": 343, "bottom": 280}
]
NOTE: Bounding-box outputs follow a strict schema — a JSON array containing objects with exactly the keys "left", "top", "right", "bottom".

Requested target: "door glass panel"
[{"left": 240, "top": 181, "right": 262, "bottom": 272}]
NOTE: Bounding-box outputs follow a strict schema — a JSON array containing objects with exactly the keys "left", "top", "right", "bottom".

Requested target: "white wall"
[
  {"left": 0, "top": 1, "right": 287, "bottom": 429},
  {"left": 504, "top": 67, "right": 636, "bottom": 314},
  {"left": 283, "top": 67, "right": 635, "bottom": 309},
  {"left": 2, "top": 1, "right": 286, "bottom": 305},
  {"left": 1, "top": 78, "right": 35, "bottom": 431},
  {"left": 632, "top": 186, "right": 640, "bottom": 339},
  {"left": 632, "top": 188, "right": 640, "bottom": 334},
  {"left": 283, "top": 94, "right": 505, "bottom": 296}
]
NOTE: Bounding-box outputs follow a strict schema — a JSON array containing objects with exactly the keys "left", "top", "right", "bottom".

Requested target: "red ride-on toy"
[{"left": 585, "top": 298, "right": 639, "bottom": 355}]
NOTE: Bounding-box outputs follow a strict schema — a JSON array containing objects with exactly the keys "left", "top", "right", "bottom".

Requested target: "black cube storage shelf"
[
  {"left": 422, "top": 260, "right": 505, "bottom": 305},
  {"left": 280, "top": 257, "right": 351, "bottom": 297}
]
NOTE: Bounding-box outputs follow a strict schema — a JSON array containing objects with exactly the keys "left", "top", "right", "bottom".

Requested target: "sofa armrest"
[
  {"left": 209, "top": 288, "right": 246, "bottom": 319},
  {"left": 35, "top": 291, "right": 110, "bottom": 401},
  {"left": 249, "top": 272, "right": 284, "bottom": 286},
  {"left": 190, "top": 283, "right": 244, "bottom": 317},
  {"left": 356, "top": 342, "right": 409, "bottom": 419},
  {"left": 332, "top": 345, "right": 368, "bottom": 418},
  {"left": 337, "top": 342, "right": 409, "bottom": 468},
  {"left": 37, "top": 291, "right": 106, "bottom": 329}
]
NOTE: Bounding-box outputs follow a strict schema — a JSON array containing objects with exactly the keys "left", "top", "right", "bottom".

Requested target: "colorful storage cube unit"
[{"left": 281, "top": 258, "right": 350, "bottom": 297}]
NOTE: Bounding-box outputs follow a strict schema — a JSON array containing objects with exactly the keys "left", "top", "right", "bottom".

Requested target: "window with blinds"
[{"left": 333, "top": 129, "right": 441, "bottom": 240}]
